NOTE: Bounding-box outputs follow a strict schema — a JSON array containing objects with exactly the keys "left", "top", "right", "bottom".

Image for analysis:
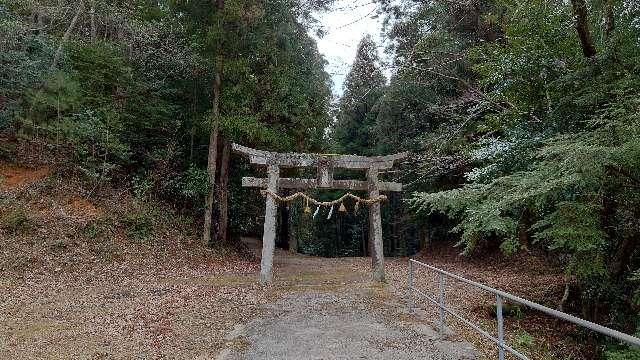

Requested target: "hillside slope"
[{"left": 0, "top": 158, "right": 268, "bottom": 358}]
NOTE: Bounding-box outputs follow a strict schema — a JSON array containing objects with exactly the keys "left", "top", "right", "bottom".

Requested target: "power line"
[
  {"left": 335, "top": 6, "right": 379, "bottom": 29},
  {"left": 331, "top": 0, "right": 377, "bottom": 12}
]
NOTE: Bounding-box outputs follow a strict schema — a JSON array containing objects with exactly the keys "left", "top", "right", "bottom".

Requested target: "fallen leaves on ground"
[{"left": 383, "top": 245, "right": 592, "bottom": 359}]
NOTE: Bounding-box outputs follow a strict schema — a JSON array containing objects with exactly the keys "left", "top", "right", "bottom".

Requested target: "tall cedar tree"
[{"left": 333, "top": 35, "right": 385, "bottom": 156}]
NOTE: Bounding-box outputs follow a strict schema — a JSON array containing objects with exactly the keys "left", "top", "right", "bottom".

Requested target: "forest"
[{"left": 1, "top": 0, "right": 639, "bottom": 358}]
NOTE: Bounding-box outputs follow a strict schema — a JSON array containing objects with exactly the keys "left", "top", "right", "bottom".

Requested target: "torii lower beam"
[{"left": 232, "top": 143, "right": 407, "bottom": 284}]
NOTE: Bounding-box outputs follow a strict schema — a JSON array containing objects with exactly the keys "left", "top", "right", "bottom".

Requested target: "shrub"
[
  {"left": 1, "top": 208, "right": 32, "bottom": 234},
  {"left": 180, "top": 165, "right": 209, "bottom": 201},
  {"left": 132, "top": 174, "right": 154, "bottom": 200},
  {"left": 514, "top": 330, "right": 534, "bottom": 350},
  {"left": 122, "top": 210, "right": 153, "bottom": 241},
  {"left": 83, "top": 223, "right": 100, "bottom": 239},
  {"left": 0, "top": 142, "right": 16, "bottom": 161},
  {"left": 606, "top": 346, "right": 640, "bottom": 360}
]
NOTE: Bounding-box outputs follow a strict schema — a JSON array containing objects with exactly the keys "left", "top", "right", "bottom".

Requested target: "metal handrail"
[{"left": 408, "top": 259, "right": 640, "bottom": 360}]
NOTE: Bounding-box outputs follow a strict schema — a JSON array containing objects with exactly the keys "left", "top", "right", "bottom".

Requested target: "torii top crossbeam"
[
  {"left": 233, "top": 143, "right": 407, "bottom": 191},
  {"left": 232, "top": 143, "right": 408, "bottom": 169},
  {"left": 232, "top": 143, "right": 407, "bottom": 284}
]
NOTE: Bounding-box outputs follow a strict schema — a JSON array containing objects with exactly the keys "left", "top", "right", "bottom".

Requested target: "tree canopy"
[{"left": 332, "top": 34, "right": 387, "bottom": 155}]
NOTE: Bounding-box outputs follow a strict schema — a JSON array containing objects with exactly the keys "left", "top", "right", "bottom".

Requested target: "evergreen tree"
[
  {"left": 169, "top": 0, "right": 334, "bottom": 245},
  {"left": 333, "top": 35, "right": 386, "bottom": 155}
]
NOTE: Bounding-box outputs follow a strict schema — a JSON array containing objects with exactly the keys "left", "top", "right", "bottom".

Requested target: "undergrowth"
[{"left": 1, "top": 207, "right": 32, "bottom": 234}]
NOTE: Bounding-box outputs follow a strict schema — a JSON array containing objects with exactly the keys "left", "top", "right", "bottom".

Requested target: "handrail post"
[
  {"left": 408, "top": 260, "right": 414, "bottom": 312},
  {"left": 496, "top": 294, "right": 505, "bottom": 360},
  {"left": 438, "top": 272, "right": 446, "bottom": 336}
]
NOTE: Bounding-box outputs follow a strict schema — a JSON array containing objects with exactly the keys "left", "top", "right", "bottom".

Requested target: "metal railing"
[{"left": 407, "top": 259, "right": 640, "bottom": 360}]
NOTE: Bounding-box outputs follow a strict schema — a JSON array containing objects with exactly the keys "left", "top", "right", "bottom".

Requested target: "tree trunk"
[
  {"left": 604, "top": 0, "right": 615, "bottom": 40},
  {"left": 518, "top": 208, "right": 532, "bottom": 248},
  {"left": 367, "top": 221, "right": 373, "bottom": 257},
  {"left": 610, "top": 235, "right": 637, "bottom": 278},
  {"left": 362, "top": 221, "right": 367, "bottom": 256},
  {"left": 36, "top": 6, "right": 44, "bottom": 35},
  {"left": 189, "top": 84, "right": 197, "bottom": 164},
  {"left": 558, "top": 276, "right": 572, "bottom": 312},
  {"left": 277, "top": 191, "right": 290, "bottom": 250},
  {"left": 202, "top": 0, "right": 226, "bottom": 247},
  {"left": 217, "top": 139, "right": 231, "bottom": 243},
  {"left": 189, "top": 126, "right": 195, "bottom": 164},
  {"left": 30, "top": 7, "right": 37, "bottom": 28},
  {"left": 90, "top": 0, "right": 97, "bottom": 41},
  {"left": 419, "top": 224, "right": 430, "bottom": 254},
  {"left": 203, "top": 71, "right": 221, "bottom": 246},
  {"left": 288, "top": 209, "right": 298, "bottom": 253},
  {"left": 52, "top": 0, "right": 84, "bottom": 70},
  {"left": 602, "top": 166, "right": 625, "bottom": 277},
  {"left": 570, "top": 0, "right": 597, "bottom": 58}
]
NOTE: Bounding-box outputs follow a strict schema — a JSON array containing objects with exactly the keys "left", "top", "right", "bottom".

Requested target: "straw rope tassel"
[{"left": 304, "top": 197, "right": 311, "bottom": 214}]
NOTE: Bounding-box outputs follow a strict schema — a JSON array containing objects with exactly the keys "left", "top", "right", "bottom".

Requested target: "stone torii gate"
[{"left": 232, "top": 143, "right": 407, "bottom": 284}]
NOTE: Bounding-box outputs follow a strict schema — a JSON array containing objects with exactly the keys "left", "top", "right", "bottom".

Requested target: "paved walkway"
[{"left": 218, "top": 241, "right": 476, "bottom": 360}]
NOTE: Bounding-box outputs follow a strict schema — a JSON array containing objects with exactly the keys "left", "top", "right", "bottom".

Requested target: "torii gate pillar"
[
  {"left": 232, "top": 143, "right": 407, "bottom": 285},
  {"left": 367, "top": 167, "right": 385, "bottom": 282},
  {"left": 260, "top": 164, "right": 280, "bottom": 284}
]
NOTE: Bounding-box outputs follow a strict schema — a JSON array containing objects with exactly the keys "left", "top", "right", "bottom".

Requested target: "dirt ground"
[
  {"left": 0, "top": 239, "right": 578, "bottom": 359},
  {"left": 0, "top": 163, "right": 49, "bottom": 191},
  {"left": 0, "top": 252, "right": 267, "bottom": 358},
  {"left": 0, "top": 162, "right": 269, "bottom": 359},
  {"left": 384, "top": 246, "right": 589, "bottom": 359},
  {"left": 0, "top": 238, "right": 477, "bottom": 359}
]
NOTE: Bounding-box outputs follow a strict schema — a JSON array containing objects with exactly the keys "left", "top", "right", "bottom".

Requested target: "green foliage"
[
  {"left": 179, "top": 165, "right": 209, "bottom": 202},
  {"left": 1, "top": 208, "right": 32, "bottom": 234},
  {"left": 532, "top": 201, "right": 608, "bottom": 277},
  {"left": 57, "top": 109, "right": 131, "bottom": 182},
  {"left": 291, "top": 196, "right": 369, "bottom": 258},
  {"left": 25, "top": 71, "right": 82, "bottom": 126},
  {"left": 490, "top": 301, "right": 525, "bottom": 319},
  {"left": 122, "top": 209, "right": 153, "bottom": 241},
  {"left": 386, "top": 0, "right": 640, "bottom": 345},
  {"left": 83, "top": 223, "right": 100, "bottom": 239},
  {"left": 1, "top": 0, "right": 333, "bottom": 253},
  {"left": 515, "top": 330, "right": 534, "bottom": 350},
  {"left": 0, "top": 141, "right": 16, "bottom": 161},
  {"left": 605, "top": 345, "right": 640, "bottom": 360},
  {"left": 219, "top": 114, "right": 293, "bottom": 150},
  {"left": 0, "top": 5, "right": 54, "bottom": 127},
  {"left": 132, "top": 174, "right": 154, "bottom": 200},
  {"left": 409, "top": 64, "right": 640, "bottom": 270}
]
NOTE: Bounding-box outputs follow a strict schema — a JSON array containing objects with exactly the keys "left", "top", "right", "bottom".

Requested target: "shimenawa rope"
[{"left": 259, "top": 190, "right": 387, "bottom": 206}]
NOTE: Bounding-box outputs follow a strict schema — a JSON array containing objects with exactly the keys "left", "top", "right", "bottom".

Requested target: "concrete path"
[{"left": 219, "top": 241, "right": 476, "bottom": 360}]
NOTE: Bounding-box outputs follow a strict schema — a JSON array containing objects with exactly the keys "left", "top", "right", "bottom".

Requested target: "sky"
[{"left": 311, "top": 0, "right": 387, "bottom": 96}]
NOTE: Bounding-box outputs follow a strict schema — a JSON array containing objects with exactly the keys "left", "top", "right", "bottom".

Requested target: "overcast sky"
[{"left": 311, "top": 1, "right": 387, "bottom": 96}]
